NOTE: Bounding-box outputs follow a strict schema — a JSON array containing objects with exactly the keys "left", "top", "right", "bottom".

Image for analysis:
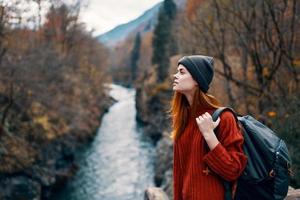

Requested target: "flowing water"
[{"left": 53, "top": 84, "right": 156, "bottom": 200}]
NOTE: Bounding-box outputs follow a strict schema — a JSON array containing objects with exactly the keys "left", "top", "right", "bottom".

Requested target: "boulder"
[
  {"left": 154, "top": 132, "right": 173, "bottom": 187},
  {"left": 144, "top": 187, "right": 169, "bottom": 200},
  {"left": 144, "top": 186, "right": 300, "bottom": 200},
  {"left": 285, "top": 187, "right": 300, "bottom": 200}
]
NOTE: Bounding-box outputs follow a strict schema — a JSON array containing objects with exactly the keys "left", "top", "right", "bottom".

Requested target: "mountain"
[
  {"left": 97, "top": 3, "right": 161, "bottom": 47},
  {"left": 97, "top": 0, "right": 186, "bottom": 47}
]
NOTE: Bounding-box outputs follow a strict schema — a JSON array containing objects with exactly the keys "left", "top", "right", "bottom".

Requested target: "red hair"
[{"left": 170, "top": 88, "right": 222, "bottom": 140}]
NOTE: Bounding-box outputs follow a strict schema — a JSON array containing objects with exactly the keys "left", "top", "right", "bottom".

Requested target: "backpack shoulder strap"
[
  {"left": 212, "top": 107, "right": 238, "bottom": 122},
  {"left": 212, "top": 107, "right": 238, "bottom": 200}
]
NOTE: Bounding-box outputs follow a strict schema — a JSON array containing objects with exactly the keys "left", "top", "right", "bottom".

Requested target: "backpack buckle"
[{"left": 269, "top": 169, "right": 276, "bottom": 177}]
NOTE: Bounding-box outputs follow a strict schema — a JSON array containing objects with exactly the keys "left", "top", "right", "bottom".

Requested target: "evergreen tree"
[
  {"left": 152, "top": 0, "right": 177, "bottom": 82},
  {"left": 130, "top": 32, "right": 141, "bottom": 84},
  {"left": 164, "top": 0, "right": 177, "bottom": 20}
]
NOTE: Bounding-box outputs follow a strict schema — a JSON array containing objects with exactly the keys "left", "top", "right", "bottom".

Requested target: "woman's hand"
[{"left": 196, "top": 112, "right": 221, "bottom": 150}]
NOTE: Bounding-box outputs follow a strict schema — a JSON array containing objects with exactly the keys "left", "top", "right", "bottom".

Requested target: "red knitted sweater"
[{"left": 173, "top": 108, "right": 247, "bottom": 200}]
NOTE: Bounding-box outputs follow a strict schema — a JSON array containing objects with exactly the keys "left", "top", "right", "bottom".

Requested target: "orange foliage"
[
  {"left": 267, "top": 111, "right": 277, "bottom": 117},
  {"left": 186, "top": 0, "right": 205, "bottom": 21}
]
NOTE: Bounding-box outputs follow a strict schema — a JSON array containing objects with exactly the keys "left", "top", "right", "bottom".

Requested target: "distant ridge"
[
  {"left": 97, "top": 2, "right": 162, "bottom": 47},
  {"left": 97, "top": 0, "right": 186, "bottom": 47}
]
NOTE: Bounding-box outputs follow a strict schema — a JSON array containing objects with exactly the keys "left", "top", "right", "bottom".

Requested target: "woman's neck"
[{"left": 184, "top": 88, "right": 196, "bottom": 106}]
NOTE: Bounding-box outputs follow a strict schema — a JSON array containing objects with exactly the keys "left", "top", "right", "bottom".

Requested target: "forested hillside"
[{"left": 0, "top": 1, "right": 113, "bottom": 199}]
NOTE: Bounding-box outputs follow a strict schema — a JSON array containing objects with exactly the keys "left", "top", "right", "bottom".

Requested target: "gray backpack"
[{"left": 212, "top": 107, "right": 292, "bottom": 200}]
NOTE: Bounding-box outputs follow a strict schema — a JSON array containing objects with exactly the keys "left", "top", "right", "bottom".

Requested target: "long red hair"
[{"left": 170, "top": 88, "right": 222, "bottom": 141}]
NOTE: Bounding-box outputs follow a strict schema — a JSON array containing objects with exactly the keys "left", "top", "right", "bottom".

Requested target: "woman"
[{"left": 171, "top": 55, "right": 247, "bottom": 200}]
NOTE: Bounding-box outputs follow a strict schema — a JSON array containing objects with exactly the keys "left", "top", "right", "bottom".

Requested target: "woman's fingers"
[
  {"left": 197, "top": 116, "right": 204, "bottom": 121},
  {"left": 196, "top": 113, "right": 219, "bottom": 129},
  {"left": 198, "top": 112, "right": 212, "bottom": 120},
  {"left": 204, "top": 112, "right": 211, "bottom": 118}
]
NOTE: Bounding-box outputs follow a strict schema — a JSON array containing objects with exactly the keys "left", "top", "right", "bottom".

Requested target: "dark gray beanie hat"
[{"left": 178, "top": 55, "right": 214, "bottom": 93}]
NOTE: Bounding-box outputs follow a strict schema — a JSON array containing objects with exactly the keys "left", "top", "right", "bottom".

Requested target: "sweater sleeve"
[
  {"left": 173, "top": 141, "right": 183, "bottom": 200},
  {"left": 202, "top": 111, "right": 248, "bottom": 182}
]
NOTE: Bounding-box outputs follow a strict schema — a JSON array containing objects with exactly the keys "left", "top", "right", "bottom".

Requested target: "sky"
[
  {"left": 1, "top": 0, "right": 162, "bottom": 36},
  {"left": 79, "top": 0, "right": 162, "bottom": 36}
]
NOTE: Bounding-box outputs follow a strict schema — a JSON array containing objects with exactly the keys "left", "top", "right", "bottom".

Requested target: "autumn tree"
[
  {"left": 0, "top": 0, "right": 27, "bottom": 126},
  {"left": 0, "top": 0, "right": 109, "bottom": 144},
  {"left": 181, "top": 0, "right": 299, "bottom": 114}
]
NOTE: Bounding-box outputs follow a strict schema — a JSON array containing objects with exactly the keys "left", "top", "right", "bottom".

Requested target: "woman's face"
[{"left": 173, "top": 64, "right": 198, "bottom": 94}]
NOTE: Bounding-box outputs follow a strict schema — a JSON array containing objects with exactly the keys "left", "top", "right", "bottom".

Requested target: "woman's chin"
[
  {"left": 173, "top": 87, "right": 183, "bottom": 93},
  {"left": 172, "top": 85, "right": 178, "bottom": 91}
]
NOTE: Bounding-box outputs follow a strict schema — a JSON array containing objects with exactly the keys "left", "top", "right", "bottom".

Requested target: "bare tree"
[{"left": 179, "top": 0, "right": 299, "bottom": 114}]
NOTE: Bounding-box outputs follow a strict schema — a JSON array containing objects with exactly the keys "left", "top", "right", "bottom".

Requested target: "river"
[{"left": 53, "top": 84, "right": 156, "bottom": 200}]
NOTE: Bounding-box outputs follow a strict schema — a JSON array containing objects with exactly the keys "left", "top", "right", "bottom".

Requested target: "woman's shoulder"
[
  {"left": 211, "top": 108, "right": 238, "bottom": 127},
  {"left": 219, "top": 110, "right": 237, "bottom": 120}
]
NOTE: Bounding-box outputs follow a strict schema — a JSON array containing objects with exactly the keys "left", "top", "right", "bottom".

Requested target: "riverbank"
[
  {"left": 50, "top": 84, "right": 156, "bottom": 200},
  {"left": 0, "top": 85, "right": 115, "bottom": 200}
]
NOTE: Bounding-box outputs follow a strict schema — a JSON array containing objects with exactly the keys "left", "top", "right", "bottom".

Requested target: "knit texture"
[{"left": 173, "top": 108, "right": 247, "bottom": 200}]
